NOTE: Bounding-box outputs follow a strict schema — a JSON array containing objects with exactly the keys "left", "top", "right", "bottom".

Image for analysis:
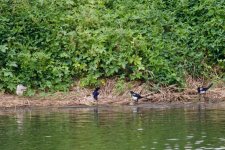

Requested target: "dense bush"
[{"left": 0, "top": 0, "right": 224, "bottom": 94}]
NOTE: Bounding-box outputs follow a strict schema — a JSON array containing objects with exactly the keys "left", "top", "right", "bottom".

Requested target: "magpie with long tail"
[
  {"left": 130, "top": 91, "right": 142, "bottom": 102},
  {"left": 92, "top": 87, "right": 100, "bottom": 101},
  {"left": 130, "top": 91, "right": 151, "bottom": 102},
  {"left": 197, "top": 83, "right": 213, "bottom": 94}
]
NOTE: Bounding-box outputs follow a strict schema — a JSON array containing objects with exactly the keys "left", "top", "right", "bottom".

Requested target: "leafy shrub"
[{"left": 0, "top": 0, "right": 224, "bottom": 93}]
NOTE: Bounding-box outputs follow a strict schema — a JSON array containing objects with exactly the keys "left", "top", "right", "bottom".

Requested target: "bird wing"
[{"left": 133, "top": 93, "right": 142, "bottom": 98}]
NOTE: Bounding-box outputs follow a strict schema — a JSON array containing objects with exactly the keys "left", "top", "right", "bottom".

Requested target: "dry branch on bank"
[{"left": 0, "top": 80, "right": 224, "bottom": 108}]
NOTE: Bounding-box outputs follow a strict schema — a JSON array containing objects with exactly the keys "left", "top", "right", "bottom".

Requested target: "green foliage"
[{"left": 0, "top": 0, "right": 224, "bottom": 93}]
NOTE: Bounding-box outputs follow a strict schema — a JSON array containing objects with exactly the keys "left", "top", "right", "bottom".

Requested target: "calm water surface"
[{"left": 0, "top": 104, "right": 225, "bottom": 150}]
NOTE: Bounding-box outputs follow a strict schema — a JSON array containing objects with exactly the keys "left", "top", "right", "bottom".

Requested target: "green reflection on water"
[{"left": 0, "top": 106, "right": 225, "bottom": 150}]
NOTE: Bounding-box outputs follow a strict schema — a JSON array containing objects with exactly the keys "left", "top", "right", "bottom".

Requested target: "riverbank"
[{"left": 0, "top": 79, "right": 224, "bottom": 108}]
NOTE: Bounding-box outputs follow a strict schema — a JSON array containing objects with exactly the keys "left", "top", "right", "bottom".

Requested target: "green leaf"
[{"left": 0, "top": 45, "right": 8, "bottom": 53}]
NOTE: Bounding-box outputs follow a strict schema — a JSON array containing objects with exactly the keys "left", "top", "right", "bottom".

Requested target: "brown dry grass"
[{"left": 0, "top": 78, "right": 224, "bottom": 108}]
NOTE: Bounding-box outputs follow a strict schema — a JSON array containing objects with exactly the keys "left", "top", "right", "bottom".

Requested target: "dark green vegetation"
[{"left": 0, "top": 0, "right": 224, "bottom": 94}]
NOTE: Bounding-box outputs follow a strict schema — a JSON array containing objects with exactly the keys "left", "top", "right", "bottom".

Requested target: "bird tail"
[
  {"left": 206, "top": 83, "right": 213, "bottom": 90},
  {"left": 141, "top": 93, "right": 153, "bottom": 100}
]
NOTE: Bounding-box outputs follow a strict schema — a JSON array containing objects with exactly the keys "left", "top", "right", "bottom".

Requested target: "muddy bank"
[
  {"left": 0, "top": 81, "right": 224, "bottom": 108},
  {"left": 0, "top": 78, "right": 225, "bottom": 108}
]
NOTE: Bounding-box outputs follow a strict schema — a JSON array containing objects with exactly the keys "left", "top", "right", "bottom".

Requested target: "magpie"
[
  {"left": 130, "top": 91, "right": 143, "bottom": 102},
  {"left": 92, "top": 87, "right": 100, "bottom": 101},
  {"left": 197, "top": 83, "right": 213, "bottom": 94}
]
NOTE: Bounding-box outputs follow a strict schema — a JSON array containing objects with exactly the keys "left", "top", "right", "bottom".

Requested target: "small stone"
[{"left": 16, "top": 84, "right": 27, "bottom": 96}]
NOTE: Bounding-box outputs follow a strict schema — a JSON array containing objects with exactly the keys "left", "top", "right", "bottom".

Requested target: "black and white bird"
[
  {"left": 130, "top": 91, "right": 143, "bottom": 102},
  {"left": 197, "top": 83, "right": 213, "bottom": 94},
  {"left": 92, "top": 87, "right": 100, "bottom": 101}
]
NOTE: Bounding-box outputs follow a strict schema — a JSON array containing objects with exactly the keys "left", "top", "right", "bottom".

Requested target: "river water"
[{"left": 0, "top": 104, "right": 225, "bottom": 150}]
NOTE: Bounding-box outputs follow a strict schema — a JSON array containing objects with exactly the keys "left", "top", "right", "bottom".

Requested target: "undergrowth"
[{"left": 0, "top": 0, "right": 224, "bottom": 95}]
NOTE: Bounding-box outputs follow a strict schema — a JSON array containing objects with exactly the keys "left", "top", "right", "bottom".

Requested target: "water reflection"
[
  {"left": 132, "top": 106, "right": 140, "bottom": 113},
  {"left": 93, "top": 107, "right": 99, "bottom": 126},
  {"left": 0, "top": 106, "right": 225, "bottom": 150},
  {"left": 16, "top": 110, "right": 24, "bottom": 132}
]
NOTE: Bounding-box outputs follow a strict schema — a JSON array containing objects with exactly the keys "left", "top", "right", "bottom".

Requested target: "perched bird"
[
  {"left": 92, "top": 87, "right": 100, "bottom": 101},
  {"left": 197, "top": 83, "right": 213, "bottom": 94},
  {"left": 16, "top": 84, "right": 27, "bottom": 96},
  {"left": 130, "top": 91, "right": 143, "bottom": 102}
]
